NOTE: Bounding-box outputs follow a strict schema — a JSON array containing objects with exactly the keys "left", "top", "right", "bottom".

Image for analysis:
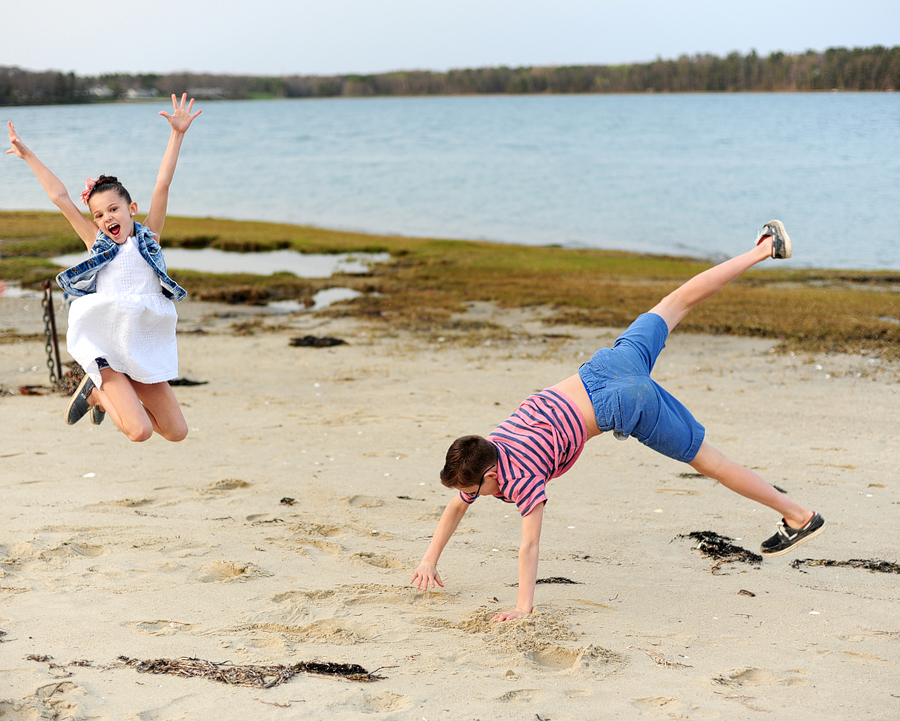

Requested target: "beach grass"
[{"left": 2, "top": 211, "right": 898, "bottom": 359}]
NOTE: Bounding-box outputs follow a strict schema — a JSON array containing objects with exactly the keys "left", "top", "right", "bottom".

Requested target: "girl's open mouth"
[{"left": 108, "top": 222, "right": 121, "bottom": 237}]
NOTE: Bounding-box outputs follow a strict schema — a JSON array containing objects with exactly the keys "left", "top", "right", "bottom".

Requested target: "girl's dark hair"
[
  {"left": 440, "top": 435, "right": 498, "bottom": 489},
  {"left": 88, "top": 175, "right": 132, "bottom": 205}
]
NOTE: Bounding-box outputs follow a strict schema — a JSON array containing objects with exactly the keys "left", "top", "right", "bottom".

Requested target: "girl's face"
[{"left": 88, "top": 190, "right": 138, "bottom": 244}]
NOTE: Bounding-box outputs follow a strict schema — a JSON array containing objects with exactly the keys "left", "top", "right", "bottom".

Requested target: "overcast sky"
[{"left": 4, "top": 0, "right": 898, "bottom": 77}]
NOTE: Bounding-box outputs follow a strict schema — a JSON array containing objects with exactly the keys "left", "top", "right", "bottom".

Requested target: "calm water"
[
  {"left": 53, "top": 248, "right": 391, "bottom": 278},
  {"left": 3, "top": 94, "right": 899, "bottom": 270}
]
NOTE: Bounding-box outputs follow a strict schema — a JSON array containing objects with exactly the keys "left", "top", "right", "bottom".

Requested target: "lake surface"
[
  {"left": 3, "top": 94, "right": 899, "bottom": 270},
  {"left": 52, "top": 248, "right": 391, "bottom": 278}
]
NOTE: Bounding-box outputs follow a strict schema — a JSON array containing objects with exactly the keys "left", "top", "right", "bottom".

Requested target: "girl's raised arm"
[
  {"left": 142, "top": 94, "right": 202, "bottom": 240},
  {"left": 7, "top": 121, "right": 98, "bottom": 249}
]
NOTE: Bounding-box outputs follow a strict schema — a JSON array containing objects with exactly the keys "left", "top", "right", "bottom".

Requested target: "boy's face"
[{"left": 461, "top": 466, "right": 500, "bottom": 499}]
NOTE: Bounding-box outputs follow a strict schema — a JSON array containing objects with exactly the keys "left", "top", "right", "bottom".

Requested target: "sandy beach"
[{"left": 1, "top": 291, "right": 899, "bottom": 720}]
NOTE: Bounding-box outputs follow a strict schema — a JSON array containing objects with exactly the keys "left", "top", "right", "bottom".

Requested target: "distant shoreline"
[
  {"left": 3, "top": 45, "right": 898, "bottom": 106},
  {"left": 3, "top": 86, "right": 895, "bottom": 110}
]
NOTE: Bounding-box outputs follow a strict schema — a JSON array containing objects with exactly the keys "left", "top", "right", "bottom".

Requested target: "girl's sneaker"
[
  {"left": 90, "top": 405, "right": 106, "bottom": 425},
  {"left": 65, "top": 375, "right": 95, "bottom": 425},
  {"left": 756, "top": 220, "right": 792, "bottom": 259},
  {"left": 760, "top": 512, "right": 826, "bottom": 557}
]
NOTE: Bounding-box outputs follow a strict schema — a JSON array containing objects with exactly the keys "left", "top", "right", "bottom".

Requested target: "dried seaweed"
[
  {"left": 790, "top": 558, "right": 900, "bottom": 574},
  {"left": 679, "top": 531, "right": 762, "bottom": 571},
  {"left": 118, "top": 656, "right": 383, "bottom": 687},
  {"left": 511, "top": 576, "right": 581, "bottom": 586},
  {"left": 536, "top": 576, "right": 581, "bottom": 585},
  {"left": 289, "top": 335, "right": 347, "bottom": 348}
]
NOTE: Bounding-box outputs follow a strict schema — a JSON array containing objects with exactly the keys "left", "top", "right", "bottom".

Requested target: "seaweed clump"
[
  {"left": 679, "top": 531, "right": 763, "bottom": 572},
  {"left": 119, "top": 656, "right": 383, "bottom": 687},
  {"left": 790, "top": 558, "right": 900, "bottom": 574}
]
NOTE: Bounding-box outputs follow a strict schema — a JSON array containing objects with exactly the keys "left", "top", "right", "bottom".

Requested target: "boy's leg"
[
  {"left": 650, "top": 231, "right": 780, "bottom": 333},
  {"left": 690, "top": 440, "right": 826, "bottom": 556},
  {"left": 689, "top": 440, "right": 812, "bottom": 528}
]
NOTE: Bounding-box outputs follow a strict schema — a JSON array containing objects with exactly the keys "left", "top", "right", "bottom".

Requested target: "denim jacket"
[{"left": 56, "top": 221, "right": 187, "bottom": 301}]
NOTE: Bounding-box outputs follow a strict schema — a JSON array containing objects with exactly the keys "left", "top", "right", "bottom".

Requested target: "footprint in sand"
[
  {"left": 714, "top": 666, "right": 807, "bottom": 686},
  {"left": 281, "top": 536, "right": 345, "bottom": 560},
  {"left": 497, "top": 688, "right": 546, "bottom": 702},
  {"left": 362, "top": 691, "right": 413, "bottom": 713},
  {"left": 202, "top": 479, "right": 252, "bottom": 496},
  {"left": 526, "top": 646, "right": 584, "bottom": 670},
  {"left": 273, "top": 584, "right": 426, "bottom": 610},
  {"left": 1, "top": 680, "right": 86, "bottom": 720},
  {"left": 324, "top": 689, "right": 412, "bottom": 715},
  {"left": 632, "top": 697, "right": 719, "bottom": 718},
  {"left": 195, "top": 561, "right": 271, "bottom": 583},
  {"left": 344, "top": 495, "right": 383, "bottom": 508},
  {"left": 129, "top": 620, "right": 195, "bottom": 636},
  {"left": 350, "top": 551, "right": 405, "bottom": 570},
  {"left": 527, "top": 644, "right": 625, "bottom": 673},
  {"left": 245, "top": 513, "right": 285, "bottom": 525},
  {"left": 447, "top": 610, "right": 627, "bottom": 674},
  {"left": 284, "top": 521, "right": 345, "bottom": 540},
  {"left": 160, "top": 541, "right": 211, "bottom": 559},
  {"left": 95, "top": 497, "right": 155, "bottom": 508},
  {"left": 0, "top": 542, "right": 41, "bottom": 562},
  {"left": 39, "top": 543, "right": 108, "bottom": 563},
  {"left": 239, "top": 619, "right": 374, "bottom": 645}
]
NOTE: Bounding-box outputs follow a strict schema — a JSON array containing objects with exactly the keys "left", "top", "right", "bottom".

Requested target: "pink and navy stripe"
[{"left": 474, "top": 388, "right": 587, "bottom": 516}]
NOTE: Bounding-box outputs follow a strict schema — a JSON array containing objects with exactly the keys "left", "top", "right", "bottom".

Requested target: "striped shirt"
[{"left": 460, "top": 388, "right": 587, "bottom": 517}]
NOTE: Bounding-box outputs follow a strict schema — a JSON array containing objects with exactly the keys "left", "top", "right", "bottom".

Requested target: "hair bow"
[{"left": 80, "top": 177, "right": 97, "bottom": 206}]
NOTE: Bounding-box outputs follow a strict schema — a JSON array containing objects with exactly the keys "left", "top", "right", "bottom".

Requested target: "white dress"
[{"left": 66, "top": 236, "right": 179, "bottom": 387}]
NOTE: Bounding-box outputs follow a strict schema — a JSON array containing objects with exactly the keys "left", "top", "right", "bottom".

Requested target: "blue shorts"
[{"left": 578, "top": 313, "right": 705, "bottom": 463}]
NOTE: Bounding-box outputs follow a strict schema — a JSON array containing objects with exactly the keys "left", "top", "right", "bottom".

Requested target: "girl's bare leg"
[
  {"left": 132, "top": 380, "right": 188, "bottom": 441},
  {"left": 689, "top": 441, "right": 813, "bottom": 529},
  {"left": 88, "top": 368, "right": 187, "bottom": 442}
]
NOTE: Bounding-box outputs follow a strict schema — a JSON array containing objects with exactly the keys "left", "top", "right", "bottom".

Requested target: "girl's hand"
[
  {"left": 6, "top": 121, "right": 29, "bottom": 159},
  {"left": 491, "top": 607, "right": 530, "bottom": 623},
  {"left": 159, "top": 93, "right": 202, "bottom": 134},
  {"left": 410, "top": 561, "right": 444, "bottom": 590}
]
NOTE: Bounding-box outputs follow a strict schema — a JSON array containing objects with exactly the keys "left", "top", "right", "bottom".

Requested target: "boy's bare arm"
[
  {"left": 492, "top": 502, "right": 544, "bottom": 622},
  {"left": 411, "top": 494, "right": 470, "bottom": 589}
]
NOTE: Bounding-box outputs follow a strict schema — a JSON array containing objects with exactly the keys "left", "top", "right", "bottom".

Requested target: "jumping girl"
[{"left": 7, "top": 94, "right": 202, "bottom": 442}]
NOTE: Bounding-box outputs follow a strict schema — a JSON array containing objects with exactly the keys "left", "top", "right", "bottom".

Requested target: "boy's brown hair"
[{"left": 440, "top": 435, "right": 498, "bottom": 489}]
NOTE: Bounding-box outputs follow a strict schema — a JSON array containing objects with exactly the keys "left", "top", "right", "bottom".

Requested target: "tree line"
[{"left": 2, "top": 46, "right": 898, "bottom": 106}]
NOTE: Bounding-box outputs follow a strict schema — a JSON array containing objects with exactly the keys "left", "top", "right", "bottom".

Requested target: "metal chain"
[{"left": 41, "top": 281, "right": 63, "bottom": 391}]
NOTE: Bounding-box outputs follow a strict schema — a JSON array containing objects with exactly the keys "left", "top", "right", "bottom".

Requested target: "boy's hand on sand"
[
  {"left": 159, "top": 93, "right": 202, "bottom": 134},
  {"left": 491, "top": 608, "right": 530, "bottom": 622},
  {"left": 6, "top": 121, "right": 28, "bottom": 158},
  {"left": 410, "top": 562, "right": 443, "bottom": 590}
]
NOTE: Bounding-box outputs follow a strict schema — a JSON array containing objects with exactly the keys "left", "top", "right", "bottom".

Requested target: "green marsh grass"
[{"left": 2, "top": 211, "right": 898, "bottom": 359}]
